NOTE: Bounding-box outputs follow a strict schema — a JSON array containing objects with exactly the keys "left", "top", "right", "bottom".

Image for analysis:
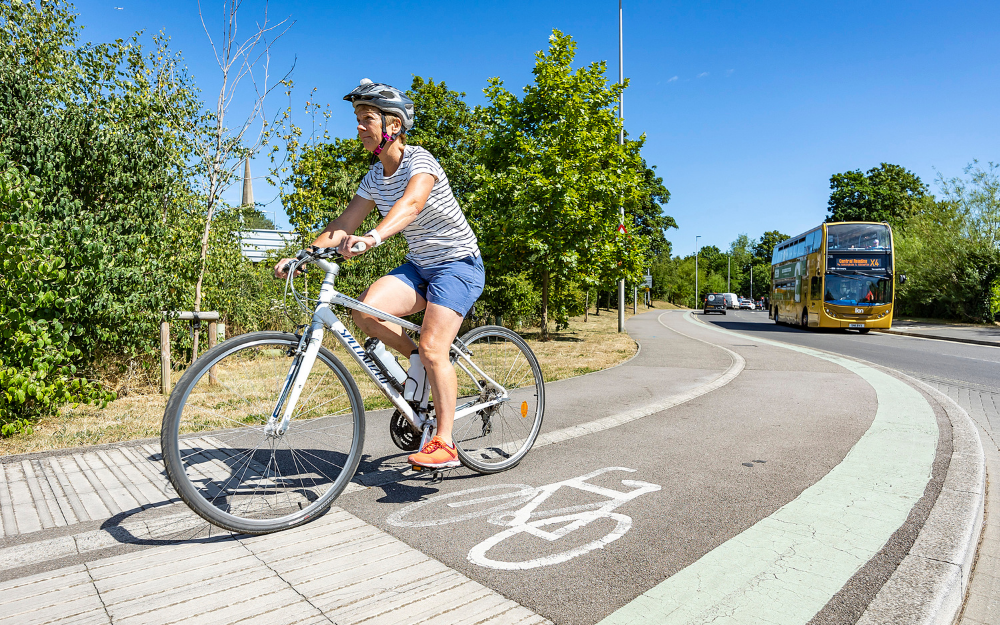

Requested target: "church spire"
[{"left": 241, "top": 158, "right": 254, "bottom": 207}]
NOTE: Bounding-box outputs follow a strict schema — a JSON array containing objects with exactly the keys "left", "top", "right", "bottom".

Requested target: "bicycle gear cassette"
[{"left": 389, "top": 410, "right": 421, "bottom": 451}]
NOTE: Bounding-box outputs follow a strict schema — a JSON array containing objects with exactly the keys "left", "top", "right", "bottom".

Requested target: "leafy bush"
[
  {"left": 895, "top": 164, "right": 1000, "bottom": 322},
  {"left": 0, "top": 165, "right": 113, "bottom": 435}
]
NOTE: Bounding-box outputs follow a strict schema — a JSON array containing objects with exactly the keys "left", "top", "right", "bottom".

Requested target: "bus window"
[
  {"left": 827, "top": 223, "right": 890, "bottom": 251},
  {"left": 810, "top": 276, "right": 822, "bottom": 300}
]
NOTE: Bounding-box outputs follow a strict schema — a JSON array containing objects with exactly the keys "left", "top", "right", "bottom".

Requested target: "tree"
[
  {"left": 631, "top": 161, "right": 676, "bottom": 258},
  {"left": 749, "top": 230, "right": 789, "bottom": 298},
  {"left": 827, "top": 163, "right": 928, "bottom": 226},
  {"left": 753, "top": 230, "right": 790, "bottom": 264},
  {"left": 0, "top": 0, "right": 201, "bottom": 431},
  {"left": 897, "top": 163, "right": 1000, "bottom": 321},
  {"left": 472, "top": 31, "right": 650, "bottom": 338},
  {"left": 188, "top": 0, "right": 293, "bottom": 358},
  {"left": 406, "top": 76, "right": 483, "bottom": 204}
]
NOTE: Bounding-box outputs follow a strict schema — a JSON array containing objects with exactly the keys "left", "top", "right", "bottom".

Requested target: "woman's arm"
[
  {"left": 312, "top": 194, "right": 377, "bottom": 248},
  {"left": 340, "top": 173, "right": 435, "bottom": 257},
  {"left": 273, "top": 194, "right": 375, "bottom": 278}
]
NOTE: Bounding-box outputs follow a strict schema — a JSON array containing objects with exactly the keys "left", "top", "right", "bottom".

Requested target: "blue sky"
[{"left": 74, "top": 0, "right": 999, "bottom": 257}]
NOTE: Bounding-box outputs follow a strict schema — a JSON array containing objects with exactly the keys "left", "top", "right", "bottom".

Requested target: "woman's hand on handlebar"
[
  {"left": 339, "top": 234, "right": 375, "bottom": 258},
  {"left": 273, "top": 257, "right": 301, "bottom": 279}
]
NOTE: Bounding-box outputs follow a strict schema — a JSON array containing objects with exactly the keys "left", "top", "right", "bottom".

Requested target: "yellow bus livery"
[{"left": 769, "top": 221, "right": 897, "bottom": 333}]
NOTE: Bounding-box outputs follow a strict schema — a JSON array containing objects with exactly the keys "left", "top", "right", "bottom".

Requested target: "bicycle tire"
[
  {"left": 161, "top": 331, "right": 365, "bottom": 534},
  {"left": 451, "top": 325, "right": 544, "bottom": 474}
]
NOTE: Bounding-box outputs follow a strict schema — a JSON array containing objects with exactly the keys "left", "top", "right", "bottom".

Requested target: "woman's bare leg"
[
  {"left": 418, "top": 302, "right": 466, "bottom": 445},
  {"left": 352, "top": 275, "right": 425, "bottom": 356}
]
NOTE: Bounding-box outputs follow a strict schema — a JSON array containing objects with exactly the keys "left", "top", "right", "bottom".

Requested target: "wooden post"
[
  {"left": 160, "top": 321, "right": 171, "bottom": 395},
  {"left": 208, "top": 320, "right": 218, "bottom": 385},
  {"left": 161, "top": 311, "right": 221, "bottom": 394},
  {"left": 584, "top": 292, "right": 589, "bottom": 322},
  {"left": 633, "top": 287, "right": 637, "bottom": 315}
]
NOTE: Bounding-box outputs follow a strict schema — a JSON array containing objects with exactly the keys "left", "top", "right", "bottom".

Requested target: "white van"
[{"left": 723, "top": 293, "right": 739, "bottom": 309}]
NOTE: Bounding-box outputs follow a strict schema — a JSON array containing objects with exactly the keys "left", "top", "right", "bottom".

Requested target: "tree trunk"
[
  {"left": 191, "top": 194, "right": 218, "bottom": 362},
  {"left": 594, "top": 290, "right": 600, "bottom": 315},
  {"left": 584, "top": 292, "right": 588, "bottom": 322},
  {"left": 541, "top": 270, "right": 550, "bottom": 341}
]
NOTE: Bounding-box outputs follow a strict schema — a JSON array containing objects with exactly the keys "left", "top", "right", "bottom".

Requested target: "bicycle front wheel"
[
  {"left": 161, "top": 331, "right": 365, "bottom": 534},
  {"left": 452, "top": 325, "right": 545, "bottom": 473}
]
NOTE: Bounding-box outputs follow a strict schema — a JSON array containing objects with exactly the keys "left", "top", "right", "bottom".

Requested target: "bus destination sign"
[{"left": 828, "top": 255, "right": 886, "bottom": 271}]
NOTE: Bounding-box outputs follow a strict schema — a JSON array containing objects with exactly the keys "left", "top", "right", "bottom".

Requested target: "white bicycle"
[{"left": 161, "top": 246, "right": 545, "bottom": 534}]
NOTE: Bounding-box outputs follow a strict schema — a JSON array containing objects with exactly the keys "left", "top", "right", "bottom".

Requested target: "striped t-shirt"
[{"left": 357, "top": 146, "right": 479, "bottom": 267}]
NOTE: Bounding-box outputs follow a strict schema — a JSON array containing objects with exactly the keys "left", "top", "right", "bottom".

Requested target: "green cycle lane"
[
  {"left": 599, "top": 312, "right": 938, "bottom": 625},
  {"left": 332, "top": 308, "right": 941, "bottom": 624}
]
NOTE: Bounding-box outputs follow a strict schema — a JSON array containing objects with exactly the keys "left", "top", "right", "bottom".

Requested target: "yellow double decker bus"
[{"left": 770, "top": 221, "right": 896, "bottom": 333}]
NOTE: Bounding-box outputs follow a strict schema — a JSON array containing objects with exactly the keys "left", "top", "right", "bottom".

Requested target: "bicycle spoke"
[
  {"left": 164, "top": 335, "right": 364, "bottom": 532},
  {"left": 450, "top": 328, "right": 543, "bottom": 472}
]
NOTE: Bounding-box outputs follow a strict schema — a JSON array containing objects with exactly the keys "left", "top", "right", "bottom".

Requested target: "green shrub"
[{"left": 0, "top": 165, "right": 113, "bottom": 435}]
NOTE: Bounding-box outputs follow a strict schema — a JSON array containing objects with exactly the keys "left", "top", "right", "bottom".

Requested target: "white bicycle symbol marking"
[{"left": 386, "top": 467, "right": 661, "bottom": 570}]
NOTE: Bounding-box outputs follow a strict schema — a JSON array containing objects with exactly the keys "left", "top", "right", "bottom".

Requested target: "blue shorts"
[{"left": 388, "top": 255, "right": 485, "bottom": 316}]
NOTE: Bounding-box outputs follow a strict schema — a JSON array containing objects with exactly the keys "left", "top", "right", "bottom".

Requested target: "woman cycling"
[{"left": 275, "top": 79, "right": 484, "bottom": 470}]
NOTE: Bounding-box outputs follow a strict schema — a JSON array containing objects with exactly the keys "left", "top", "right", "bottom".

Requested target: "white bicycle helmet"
[
  {"left": 344, "top": 79, "right": 414, "bottom": 129},
  {"left": 344, "top": 78, "right": 415, "bottom": 159}
]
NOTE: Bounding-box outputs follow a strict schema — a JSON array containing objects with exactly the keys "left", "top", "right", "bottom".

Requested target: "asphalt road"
[
  {"left": 700, "top": 309, "right": 1000, "bottom": 391},
  {"left": 334, "top": 311, "right": 881, "bottom": 624}
]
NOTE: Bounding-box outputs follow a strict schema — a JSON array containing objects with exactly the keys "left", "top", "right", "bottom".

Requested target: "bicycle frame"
[{"left": 266, "top": 257, "right": 509, "bottom": 437}]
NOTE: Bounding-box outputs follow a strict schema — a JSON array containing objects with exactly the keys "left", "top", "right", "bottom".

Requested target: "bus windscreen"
[
  {"left": 824, "top": 274, "right": 892, "bottom": 306},
  {"left": 826, "top": 223, "right": 890, "bottom": 251}
]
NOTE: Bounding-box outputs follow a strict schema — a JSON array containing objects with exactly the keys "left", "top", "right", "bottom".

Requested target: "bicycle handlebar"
[{"left": 283, "top": 242, "right": 368, "bottom": 275}]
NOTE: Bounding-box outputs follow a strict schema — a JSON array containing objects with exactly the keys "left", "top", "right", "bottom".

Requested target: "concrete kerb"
[
  {"left": 690, "top": 312, "right": 987, "bottom": 625},
  {"left": 856, "top": 375, "right": 985, "bottom": 625},
  {"left": 873, "top": 328, "right": 1000, "bottom": 349}
]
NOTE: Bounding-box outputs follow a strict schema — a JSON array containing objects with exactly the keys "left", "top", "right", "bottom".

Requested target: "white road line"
[
  {"left": 529, "top": 315, "right": 744, "bottom": 449},
  {"left": 340, "top": 311, "right": 746, "bottom": 493},
  {"left": 599, "top": 311, "right": 939, "bottom": 625}
]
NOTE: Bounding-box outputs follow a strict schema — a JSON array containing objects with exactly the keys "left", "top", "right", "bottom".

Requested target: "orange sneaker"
[{"left": 408, "top": 436, "right": 460, "bottom": 469}]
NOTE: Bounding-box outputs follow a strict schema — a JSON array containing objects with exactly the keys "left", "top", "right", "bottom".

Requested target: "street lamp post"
[
  {"left": 617, "top": 0, "right": 626, "bottom": 333},
  {"left": 727, "top": 254, "right": 731, "bottom": 293},
  {"left": 695, "top": 235, "right": 701, "bottom": 310}
]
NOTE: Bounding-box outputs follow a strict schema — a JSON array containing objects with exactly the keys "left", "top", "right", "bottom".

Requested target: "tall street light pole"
[
  {"left": 727, "top": 254, "right": 731, "bottom": 293},
  {"left": 617, "top": 0, "right": 626, "bottom": 333},
  {"left": 695, "top": 235, "right": 701, "bottom": 310}
]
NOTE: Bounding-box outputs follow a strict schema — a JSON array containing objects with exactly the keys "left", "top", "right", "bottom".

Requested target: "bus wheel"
[
  {"left": 801, "top": 310, "right": 809, "bottom": 328},
  {"left": 859, "top": 328, "right": 871, "bottom": 334}
]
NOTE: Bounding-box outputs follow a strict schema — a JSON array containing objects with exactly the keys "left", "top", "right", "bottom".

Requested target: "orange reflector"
[{"left": 521, "top": 401, "right": 528, "bottom": 418}]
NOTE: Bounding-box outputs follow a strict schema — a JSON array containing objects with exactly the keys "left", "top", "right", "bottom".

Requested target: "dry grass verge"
[{"left": 0, "top": 301, "right": 682, "bottom": 456}]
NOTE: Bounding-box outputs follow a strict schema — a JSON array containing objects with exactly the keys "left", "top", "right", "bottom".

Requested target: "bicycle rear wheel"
[
  {"left": 161, "top": 331, "right": 365, "bottom": 534},
  {"left": 452, "top": 325, "right": 544, "bottom": 473}
]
